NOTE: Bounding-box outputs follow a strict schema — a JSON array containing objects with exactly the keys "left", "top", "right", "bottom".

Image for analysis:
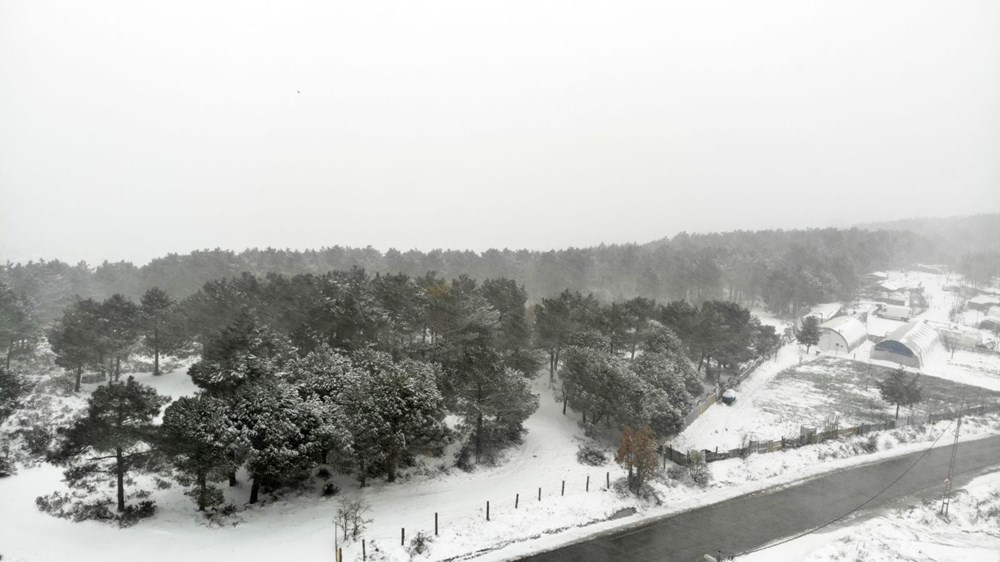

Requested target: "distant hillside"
[{"left": 854, "top": 213, "right": 1000, "bottom": 258}]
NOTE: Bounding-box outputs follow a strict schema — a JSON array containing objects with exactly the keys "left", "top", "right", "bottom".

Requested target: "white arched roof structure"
[
  {"left": 818, "top": 316, "right": 868, "bottom": 353},
  {"left": 871, "top": 321, "right": 940, "bottom": 368}
]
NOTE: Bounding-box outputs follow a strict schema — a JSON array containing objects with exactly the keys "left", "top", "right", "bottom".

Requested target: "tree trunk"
[
  {"left": 386, "top": 452, "right": 398, "bottom": 483},
  {"left": 197, "top": 471, "right": 207, "bottom": 511},
  {"left": 74, "top": 365, "right": 82, "bottom": 392},
  {"left": 358, "top": 459, "right": 367, "bottom": 488},
  {"left": 5, "top": 338, "right": 12, "bottom": 370},
  {"left": 475, "top": 412, "right": 483, "bottom": 463},
  {"left": 895, "top": 404, "right": 900, "bottom": 420},
  {"left": 116, "top": 447, "right": 126, "bottom": 512},
  {"left": 562, "top": 383, "right": 568, "bottom": 415},
  {"left": 114, "top": 356, "right": 121, "bottom": 381},
  {"left": 228, "top": 471, "right": 237, "bottom": 487},
  {"left": 249, "top": 475, "right": 260, "bottom": 504},
  {"left": 153, "top": 326, "right": 161, "bottom": 376}
]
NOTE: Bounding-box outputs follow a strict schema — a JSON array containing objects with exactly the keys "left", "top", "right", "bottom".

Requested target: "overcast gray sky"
[{"left": 1, "top": 0, "right": 998, "bottom": 265}]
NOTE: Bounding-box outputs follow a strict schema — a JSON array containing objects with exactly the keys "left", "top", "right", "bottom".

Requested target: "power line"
[{"left": 734, "top": 419, "right": 955, "bottom": 559}]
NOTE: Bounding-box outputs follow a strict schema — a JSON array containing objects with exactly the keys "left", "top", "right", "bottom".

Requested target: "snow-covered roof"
[
  {"left": 807, "top": 302, "right": 842, "bottom": 321},
  {"left": 880, "top": 321, "right": 940, "bottom": 357},
  {"left": 879, "top": 280, "right": 906, "bottom": 292},
  {"left": 969, "top": 295, "right": 1000, "bottom": 305},
  {"left": 819, "top": 316, "right": 868, "bottom": 350}
]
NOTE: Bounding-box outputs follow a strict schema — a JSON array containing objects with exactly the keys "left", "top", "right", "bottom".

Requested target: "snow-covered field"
[{"left": 741, "top": 470, "right": 1000, "bottom": 562}]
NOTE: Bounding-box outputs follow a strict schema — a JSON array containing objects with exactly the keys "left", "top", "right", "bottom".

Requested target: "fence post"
[
  {"left": 337, "top": 547, "right": 342, "bottom": 562},
  {"left": 606, "top": 472, "right": 610, "bottom": 489},
  {"left": 486, "top": 500, "right": 490, "bottom": 521},
  {"left": 515, "top": 493, "right": 519, "bottom": 509},
  {"left": 561, "top": 480, "right": 565, "bottom": 496},
  {"left": 401, "top": 528, "right": 405, "bottom": 547},
  {"left": 586, "top": 475, "right": 590, "bottom": 492},
  {"left": 434, "top": 512, "right": 438, "bottom": 536},
  {"left": 538, "top": 487, "right": 541, "bottom": 501},
  {"left": 362, "top": 539, "right": 366, "bottom": 561}
]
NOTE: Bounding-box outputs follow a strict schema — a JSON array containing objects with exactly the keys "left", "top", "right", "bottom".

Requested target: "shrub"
[
  {"left": 322, "top": 483, "right": 340, "bottom": 497},
  {"left": 0, "top": 438, "right": 15, "bottom": 477},
  {"left": 687, "top": 451, "right": 711, "bottom": 488},
  {"left": 860, "top": 434, "right": 879, "bottom": 454},
  {"left": 576, "top": 444, "right": 608, "bottom": 466},
  {"left": 36, "top": 491, "right": 156, "bottom": 526},
  {"left": 407, "top": 531, "right": 434, "bottom": 558},
  {"left": 118, "top": 500, "right": 156, "bottom": 527},
  {"left": 316, "top": 467, "right": 332, "bottom": 479}
]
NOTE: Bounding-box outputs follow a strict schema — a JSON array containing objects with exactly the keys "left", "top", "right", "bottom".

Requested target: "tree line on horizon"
[{"left": 7, "top": 218, "right": 1000, "bottom": 326}]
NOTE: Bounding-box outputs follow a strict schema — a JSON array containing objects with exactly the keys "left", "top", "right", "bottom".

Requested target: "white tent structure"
[
  {"left": 871, "top": 321, "right": 940, "bottom": 368},
  {"left": 818, "top": 316, "right": 868, "bottom": 353}
]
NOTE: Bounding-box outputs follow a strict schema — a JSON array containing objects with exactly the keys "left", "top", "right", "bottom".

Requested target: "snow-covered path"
[{"left": 669, "top": 343, "right": 808, "bottom": 452}]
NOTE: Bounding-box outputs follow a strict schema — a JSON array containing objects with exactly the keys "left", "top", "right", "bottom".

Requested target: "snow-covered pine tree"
[
  {"left": 343, "top": 350, "right": 447, "bottom": 485},
  {"left": 51, "top": 377, "right": 168, "bottom": 512},
  {"left": 160, "top": 394, "right": 235, "bottom": 510}
]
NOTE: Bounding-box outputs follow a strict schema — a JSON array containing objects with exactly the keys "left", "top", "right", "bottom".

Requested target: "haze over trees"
[{"left": 6, "top": 215, "right": 1000, "bottom": 326}]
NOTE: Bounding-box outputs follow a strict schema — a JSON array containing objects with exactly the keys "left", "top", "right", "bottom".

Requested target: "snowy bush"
[
  {"left": 0, "top": 438, "right": 15, "bottom": 477},
  {"left": 322, "top": 483, "right": 340, "bottom": 497},
  {"left": 18, "top": 424, "right": 51, "bottom": 456},
  {"left": 407, "top": 531, "right": 434, "bottom": 558},
  {"left": 35, "top": 491, "right": 157, "bottom": 527},
  {"left": 576, "top": 444, "right": 608, "bottom": 466},
  {"left": 335, "top": 498, "right": 372, "bottom": 541},
  {"left": 687, "top": 451, "right": 711, "bottom": 488}
]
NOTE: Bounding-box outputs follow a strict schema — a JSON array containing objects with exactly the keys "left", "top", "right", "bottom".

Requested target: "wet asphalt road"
[{"left": 518, "top": 434, "right": 1000, "bottom": 562}]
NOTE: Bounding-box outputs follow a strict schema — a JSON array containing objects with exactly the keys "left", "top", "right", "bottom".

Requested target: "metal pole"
[
  {"left": 515, "top": 493, "right": 519, "bottom": 509},
  {"left": 486, "top": 500, "right": 490, "bottom": 521},
  {"left": 362, "top": 539, "right": 366, "bottom": 561},
  {"left": 434, "top": 512, "right": 438, "bottom": 536},
  {"left": 401, "top": 528, "right": 405, "bottom": 546},
  {"left": 561, "top": 480, "right": 565, "bottom": 496},
  {"left": 538, "top": 487, "right": 541, "bottom": 501},
  {"left": 586, "top": 475, "right": 590, "bottom": 492}
]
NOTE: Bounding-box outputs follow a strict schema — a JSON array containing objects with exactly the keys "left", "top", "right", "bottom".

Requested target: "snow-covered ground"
[
  {"left": 5, "top": 282, "right": 1000, "bottom": 562},
  {"left": 740, "top": 470, "right": 1000, "bottom": 562}
]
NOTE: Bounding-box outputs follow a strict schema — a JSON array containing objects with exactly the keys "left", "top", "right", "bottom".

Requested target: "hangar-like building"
[
  {"left": 818, "top": 316, "right": 868, "bottom": 353},
  {"left": 870, "top": 321, "right": 940, "bottom": 368}
]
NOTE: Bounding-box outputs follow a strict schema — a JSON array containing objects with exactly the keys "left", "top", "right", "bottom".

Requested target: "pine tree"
[
  {"left": 227, "top": 378, "right": 347, "bottom": 503},
  {"left": 160, "top": 395, "right": 234, "bottom": 510},
  {"left": 49, "top": 298, "right": 102, "bottom": 392},
  {"left": 343, "top": 351, "right": 447, "bottom": 484},
  {"left": 188, "top": 312, "right": 294, "bottom": 394},
  {"left": 51, "top": 377, "right": 167, "bottom": 512},
  {"left": 140, "top": 287, "right": 175, "bottom": 376},
  {"left": 796, "top": 316, "right": 821, "bottom": 353},
  {"left": 0, "top": 279, "right": 39, "bottom": 370},
  {"left": 876, "top": 368, "right": 923, "bottom": 420},
  {"left": 100, "top": 295, "right": 141, "bottom": 382}
]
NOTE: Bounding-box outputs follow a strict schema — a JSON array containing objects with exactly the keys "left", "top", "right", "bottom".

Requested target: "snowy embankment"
[{"left": 740, "top": 470, "right": 1000, "bottom": 562}]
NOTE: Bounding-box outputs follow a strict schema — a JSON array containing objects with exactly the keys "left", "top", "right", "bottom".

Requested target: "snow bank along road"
[{"left": 518, "top": 434, "right": 1000, "bottom": 562}]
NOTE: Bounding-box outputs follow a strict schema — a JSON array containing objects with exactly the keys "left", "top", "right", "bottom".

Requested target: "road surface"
[{"left": 519, "top": 434, "right": 1000, "bottom": 561}]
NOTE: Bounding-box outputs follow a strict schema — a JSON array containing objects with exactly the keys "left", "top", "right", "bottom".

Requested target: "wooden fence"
[
  {"left": 680, "top": 355, "right": 768, "bottom": 429},
  {"left": 665, "top": 402, "right": 1000, "bottom": 466}
]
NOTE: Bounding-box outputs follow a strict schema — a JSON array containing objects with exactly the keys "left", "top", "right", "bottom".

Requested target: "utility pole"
[{"left": 939, "top": 407, "right": 963, "bottom": 518}]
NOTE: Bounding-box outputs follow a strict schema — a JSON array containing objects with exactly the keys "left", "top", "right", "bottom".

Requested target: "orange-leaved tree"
[{"left": 615, "top": 425, "right": 659, "bottom": 494}]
